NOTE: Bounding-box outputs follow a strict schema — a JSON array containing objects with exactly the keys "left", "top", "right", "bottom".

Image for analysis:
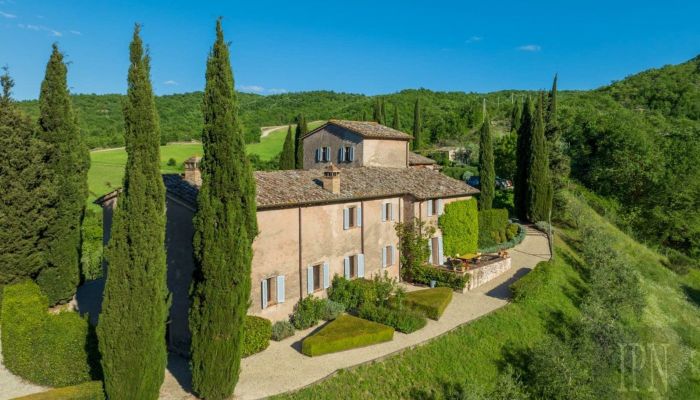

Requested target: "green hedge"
[
  {"left": 301, "top": 315, "right": 394, "bottom": 357},
  {"left": 357, "top": 303, "right": 427, "bottom": 333},
  {"left": 327, "top": 276, "right": 378, "bottom": 311},
  {"left": 410, "top": 265, "right": 468, "bottom": 291},
  {"left": 11, "top": 381, "right": 105, "bottom": 400},
  {"left": 291, "top": 296, "right": 325, "bottom": 329},
  {"left": 403, "top": 288, "right": 453, "bottom": 320},
  {"left": 438, "top": 199, "right": 478, "bottom": 257},
  {"left": 478, "top": 224, "right": 526, "bottom": 254},
  {"left": 478, "top": 208, "right": 509, "bottom": 248},
  {"left": 242, "top": 315, "right": 271, "bottom": 357},
  {"left": 1, "top": 281, "right": 97, "bottom": 387}
]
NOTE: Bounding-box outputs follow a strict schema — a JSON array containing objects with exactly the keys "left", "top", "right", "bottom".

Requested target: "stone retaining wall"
[{"left": 465, "top": 257, "right": 511, "bottom": 291}]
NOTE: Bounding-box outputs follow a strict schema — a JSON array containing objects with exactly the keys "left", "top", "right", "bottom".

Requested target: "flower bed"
[{"left": 301, "top": 315, "right": 394, "bottom": 357}]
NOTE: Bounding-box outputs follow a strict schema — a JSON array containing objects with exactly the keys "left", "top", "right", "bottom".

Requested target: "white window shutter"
[
  {"left": 389, "top": 203, "right": 394, "bottom": 221},
  {"left": 261, "top": 280, "right": 268, "bottom": 309},
  {"left": 339, "top": 147, "right": 345, "bottom": 162},
  {"left": 344, "top": 257, "right": 350, "bottom": 279},
  {"left": 438, "top": 236, "right": 445, "bottom": 264},
  {"left": 349, "top": 146, "right": 355, "bottom": 161},
  {"left": 323, "top": 262, "right": 330, "bottom": 289},
  {"left": 277, "top": 275, "right": 285, "bottom": 303},
  {"left": 307, "top": 267, "right": 314, "bottom": 294},
  {"left": 381, "top": 203, "right": 386, "bottom": 222},
  {"left": 438, "top": 199, "right": 444, "bottom": 215},
  {"left": 357, "top": 206, "right": 362, "bottom": 227},
  {"left": 358, "top": 254, "right": 365, "bottom": 277},
  {"left": 428, "top": 239, "right": 433, "bottom": 264},
  {"left": 343, "top": 208, "right": 350, "bottom": 230},
  {"left": 326, "top": 147, "right": 332, "bottom": 161},
  {"left": 427, "top": 200, "right": 433, "bottom": 216},
  {"left": 381, "top": 246, "right": 387, "bottom": 268},
  {"left": 391, "top": 245, "right": 396, "bottom": 266}
]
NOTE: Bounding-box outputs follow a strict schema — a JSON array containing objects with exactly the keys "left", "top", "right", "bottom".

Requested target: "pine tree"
[
  {"left": 514, "top": 96, "right": 533, "bottom": 220},
  {"left": 0, "top": 69, "right": 55, "bottom": 289},
  {"left": 189, "top": 19, "right": 258, "bottom": 400},
  {"left": 526, "top": 93, "right": 553, "bottom": 222},
  {"left": 510, "top": 98, "right": 522, "bottom": 133},
  {"left": 279, "top": 125, "right": 295, "bottom": 170},
  {"left": 97, "top": 25, "right": 168, "bottom": 400},
  {"left": 392, "top": 105, "right": 400, "bottom": 130},
  {"left": 34, "top": 44, "right": 90, "bottom": 305},
  {"left": 478, "top": 116, "right": 495, "bottom": 210},
  {"left": 412, "top": 98, "right": 421, "bottom": 150},
  {"left": 294, "top": 114, "right": 307, "bottom": 169}
]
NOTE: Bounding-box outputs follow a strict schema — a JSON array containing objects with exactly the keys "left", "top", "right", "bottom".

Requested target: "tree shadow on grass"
[
  {"left": 682, "top": 285, "right": 700, "bottom": 308},
  {"left": 484, "top": 267, "right": 531, "bottom": 300}
]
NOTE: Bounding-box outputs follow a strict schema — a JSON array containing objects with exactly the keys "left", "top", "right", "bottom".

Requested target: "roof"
[
  {"left": 408, "top": 152, "right": 437, "bottom": 165},
  {"left": 161, "top": 167, "right": 477, "bottom": 211},
  {"left": 303, "top": 120, "right": 413, "bottom": 141}
]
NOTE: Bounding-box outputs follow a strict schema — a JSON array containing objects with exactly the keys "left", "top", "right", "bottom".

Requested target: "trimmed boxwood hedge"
[
  {"left": 11, "top": 381, "right": 105, "bottom": 400},
  {"left": 403, "top": 288, "right": 453, "bottom": 320},
  {"left": 478, "top": 223, "right": 526, "bottom": 254},
  {"left": 301, "top": 314, "right": 394, "bottom": 357},
  {"left": 357, "top": 303, "right": 427, "bottom": 333},
  {"left": 478, "top": 208, "right": 510, "bottom": 248},
  {"left": 1, "top": 281, "right": 97, "bottom": 387},
  {"left": 242, "top": 315, "right": 272, "bottom": 357},
  {"left": 438, "top": 199, "right": 478, "bottom": 257}
]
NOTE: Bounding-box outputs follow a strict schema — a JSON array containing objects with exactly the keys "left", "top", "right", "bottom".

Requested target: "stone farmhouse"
[{"left": 93, "top": 120, "right": 478, "bottom": 355}]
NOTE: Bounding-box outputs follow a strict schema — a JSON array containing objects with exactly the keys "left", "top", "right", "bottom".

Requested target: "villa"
[{"left": 94, "top": 120, "right": 478, "bottom": 354}]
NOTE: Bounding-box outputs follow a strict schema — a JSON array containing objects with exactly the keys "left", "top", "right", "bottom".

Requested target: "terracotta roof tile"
[
  {"left": 305, "top": 120, "right": 413, "bottom": 140},
  {"left": 408, "top": 152, "right": 437, "bottom": 165}
]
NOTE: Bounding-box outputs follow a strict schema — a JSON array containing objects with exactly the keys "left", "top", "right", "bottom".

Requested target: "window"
[
  {"left": 344, "top": 146, "right": 354, "bottom": 162},
  {"left": 261, "top": 275, "right": 285, "bottom": 309},
  {"left": 427, "top": 199, "right": 443, "bottom": 216},
  {"left": 344, "top": 206, "right": 362, "bottom": 230},
  {"left": 382, "top": 202, "right": 393, "bottom": 222},
  {"left": 344, "top": 254, "right": 365, "bottom": 279},
  {"left": 382, "top": 245, "right": 395, "bottom": 267},
  {"left": 265, "top": 277, "right": 275, "bottom": 304},
  {"left": 348, "top": 255, "right": 357, "bottom": 278},
  {"left": 428, "top": 237, "right": 444, "bottom": 265},
  {"left": 313, "top": 264, "right": 322, "bottom": 291},
  {"left": 315, "top": 147, "right": 332, "bottom": 163}
]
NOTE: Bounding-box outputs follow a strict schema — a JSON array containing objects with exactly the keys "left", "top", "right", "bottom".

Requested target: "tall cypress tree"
[
  {"left": 392, "top": 105, "right": 400, "bottom": 130},
  {"left": 412, "top": 98, "right": 421, "bottom": 150},
  {"left": 97, "top": 25, "right": 168, "bottom": 400},
  {"left": 478, "top": 116, "right": 495, "bottom": 210},
  {"left": 546, "top": 74, "right": 569, "bottom": 189},
  {"left": 0, "top": 69, "right": 55, "bottom": 289},
  {"left": 34, "top": 44, "right": 90, "bottom": 305},
  {"left": 510, "top": 98, "right": 522, "bottom": 133},
  {"left": 279, "top": 125, "right": 295, "bottom": 170},
  {"left": 514, "top": 96, "right": 533, "bottom": 220},
  {"left": 294, "top": 114, "right": 307, "bottom": 169},
  {"left": 527, "top": 93, "right": 553, "bottom": 222},
  {"left": 189, "top": 19, "right": 258, "bottom": 400}
]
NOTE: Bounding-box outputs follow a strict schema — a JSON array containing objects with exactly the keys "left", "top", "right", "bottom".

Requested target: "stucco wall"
[
  {"left": 362, "top": 139, "right": 408, "bottom": 168},
  {"left": 361, "top": 198, "right": 401, "bottom": 280},
  {"left": 302, "top": 125, "right": 363, "bottom": 169}
]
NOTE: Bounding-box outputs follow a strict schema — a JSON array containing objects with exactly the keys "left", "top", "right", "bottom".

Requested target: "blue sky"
[{"left": 1, "top": 0, "right": 699, "bottom": 100}]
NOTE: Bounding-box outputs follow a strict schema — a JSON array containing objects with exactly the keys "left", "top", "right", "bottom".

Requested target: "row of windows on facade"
[
  {"left": 342, "top": 199, "right": 444, "bottom": 231},
  {"left": 315, "top": 146, "right": 355, "bottom": 163},
  {"left": 260, "top": 245, "right": 396, "bottom": 310}
]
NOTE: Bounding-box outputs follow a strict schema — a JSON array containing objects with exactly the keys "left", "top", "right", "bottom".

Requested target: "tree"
[
  {"left": 97, "top": 25, "right": 169, "bottom": 400},
  {"left": 478, "top": 116, "right": 495, "bottom": 210},
  {"left": 514, "top": 96, "right": 533, "bottom": 220},
  {"left": 294, "top": 114, "right": 307, "bottom": 169},
  {"left": 0, "top": 68, "right": 55, "bottom": 289},
  {"left": 392, "top": 105, "right": 400, "bottom": 130},
  {"left": 189, "top": 19, "right": 258, "bottom": 400},
  {"left": 545, "top": 74, "right": 570, "bottom": 189},
  {"left": 279, "top": 125, "right": 295, "bottom": 169},
  {"left": 373, "top": 98, "right": 385, "bottom": 125},
  {"left": 412, "top": 98, "right": 422, "bottom": 150},
  {"left": 494, "top": 131, "right": 517, "bottom": 181},
  {"left": 526, "top": 93, "right": 553, "bottom": 222},
  {"left": 34, "top": 44, "right": 90, "bottom": 305},
  {"left": 510, "top": 98, "right": 522, "bottom": 132},
  {"left": 395, "top": 219, "right": 435, "bottom": 283}
]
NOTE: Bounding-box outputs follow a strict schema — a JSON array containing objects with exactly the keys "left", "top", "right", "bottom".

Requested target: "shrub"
[
  {"left": 1, "top": 281, "right": 97, "bottom": 386},
  {"left": 410, "top": 264, "right": 468, "bottom": 291},
  {"left": 271, "top": 320, "right": 296, "bottom": 341},
  {"left": 80, "top": 209, "right": 103, "bottom": 281},
  {"left": 291, "top": 296, "right": 325, "bottom": 329},
  {"left": 301, "top": 314, "right": 394, "bottom": 356},
  {"left": 357, "top": 303, "right": 427, "bottom": 333},
  {"left": 327, "top": 276, "right": 380, "bottom": 311},
  {"left": 242, "top": 315, "right": 271, "bottom": 357},
  {"left": 506, "top": 223, "right": 519, "bottom": 240},
  {"left": 12, "top": 381, "right": 105, "bottom": 400},
  {"left": 478, "top": 208, "right": 509, "bottom": 248},
  {"left": 661, "top": 248, "right": 699, "bottom": 275},
  {"left": 402, "top": 288, "right": 453, "bottom": 320},
  {"left": 167, "top": 157, "right": 177, "bottom": 166},
  {"left": 479, "top": 223, "right": 526, "bottom": 254},
  {"left": 319, "top": 299, "right": 346, "bottom": 321},
  {"left": 438, "top": 199, "right": 478, "bottom": 257}
]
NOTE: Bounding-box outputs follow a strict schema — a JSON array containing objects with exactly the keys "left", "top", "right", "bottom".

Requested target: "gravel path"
[{"left": 0, "top": 340, "right": 48, "bottom": 400}]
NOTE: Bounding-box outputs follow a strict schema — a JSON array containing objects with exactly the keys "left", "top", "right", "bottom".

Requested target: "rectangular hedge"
[
  {"left": 438, "top": 199, "right": 478, "bottom": 257},
  {"left": 301, "top": 314, "right": 393, "bottom": 357},
  {"left": 403, "top": 288, "right": 453, "bottom": 320},
  {"left": 478, "top": 208, "right": 509, "bottom": 248},
  {"left": 11, "top": 381, "right": 104, "bottom": 400}
]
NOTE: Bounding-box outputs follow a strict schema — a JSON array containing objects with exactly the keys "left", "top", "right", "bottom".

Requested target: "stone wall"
[{"left": 466, "top": 257, "right": 511, "bottom": 291}]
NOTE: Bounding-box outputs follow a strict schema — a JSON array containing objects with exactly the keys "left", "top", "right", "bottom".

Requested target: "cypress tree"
[
  {"left": 546, "top": 74, "right": 558, "bottom": 141},
  {"left": 189, "top": 19, "right": 258, "bottom": 400},
  {"left": 514, "top": 96, "right": 533, "bottom": 220},
  {"left": 526, "top": 93, "right": 553, "bottom": 222},
  {"left": 34, "top": 44, "right": 90, "bottom": 305},
  {"left": 294, "top": 114, "right": 307, "bottom": 169},
  {"left": 478, "top": 116, "right": 495, "bottom": 210},
  {"left": 412, "top": 98, "right": 421, "bottom": 150},
  {"left": 380, "top": 99, "right": 386, "bottom": 125},
  {"left": 546, "top": 74, "right": 570, "bottom": 189},
  {"left": 372, "top": 98, "right": 381, "bottom": 124},
  {"left": 392, "top": 105, "right": 400, "bottom": 130},
  {"left": 0, "top": 69, "right": 55, "bottom": 289},
  {"left": 97, "top": 25, "right": 168, "bottom": 400},
  {"left": 279, "top": 125, "right": 295, "bottom": 169},
  {"left": 510, "top": 98, "right": 522, "bottom": 133}
]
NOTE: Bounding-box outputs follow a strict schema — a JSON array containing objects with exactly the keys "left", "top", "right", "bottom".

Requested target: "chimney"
[
  {"left": 184, "top": 156, "right": 202, "bottom": 186},
  {"left": 322, "top": 163, "right": 341, "bottom": 194}
]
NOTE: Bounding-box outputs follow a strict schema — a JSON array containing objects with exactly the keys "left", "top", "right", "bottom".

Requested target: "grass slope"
[{"left": 274, "top": 192, "right": 700, "bottom": 399}]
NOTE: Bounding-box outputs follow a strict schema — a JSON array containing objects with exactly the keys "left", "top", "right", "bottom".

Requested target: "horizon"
[{"left": 2, "top": 1, "right": 700, "bottom": 101}]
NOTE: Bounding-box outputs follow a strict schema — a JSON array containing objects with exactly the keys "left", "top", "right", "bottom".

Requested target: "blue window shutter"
[
  {"left": 261, "top": 279, "right": 268, "bottom": 309},
  {"left": 381, "top": 203, "right": 386, "bottom": 222},
  {"left": 339, "top": 147, "right": 345, "bottom": 162},
  {"left": 438, "top": 236, "right": 444, "bottom": 264},
  {"left": 358, "top": 254, "right": 365, "bottom": 277},
  {"left": 438, "top": 199, "right": 444, "bottom": 215},
  {"left": 323, "top": 262, "right": 330, "bottom": 289},
  {"left": 343, "top": 208, "right": 350, "bottom": 230},
  {"left": 325, "top": 147, "right": 331, "bottom": 161},
  {"left": 427, "top": 200, "right": 433, "bottom": 216},
  {"left": 315, "top": 148, "right": 321, "bottom": 162},
  {"left": 428, "top": 239, "right": 433, "bottom": 264},
  {"left": 307, "top": 267, "right": 314, "bottom": 294},
  {"left": 357, "top": 206, "right": 362, "bottom": 227},
  {"left": 391, "top": 245, "right": 396, "bottom": 266},
  {"left": 381, "top": 246, "right": 387, "bottom": 268},
  {"left": 344, "top": 257, "right": 350, "bottom": 279},
  {"left": 277, "top": 275, "right": 285, "bottom": 303},
  {"left": 349, "top": 146, "right": 355, "bottom": 161}
]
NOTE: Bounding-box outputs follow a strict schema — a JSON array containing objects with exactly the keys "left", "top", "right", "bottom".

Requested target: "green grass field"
[{"left": 87, "top": 121, "right": 325, "bottom": 204}]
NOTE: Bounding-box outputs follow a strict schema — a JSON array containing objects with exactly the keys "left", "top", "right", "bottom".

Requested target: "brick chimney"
[
  {"left": 322, "top": 163, "right": 341, "bottom": 194},
  {"left": 183, "top": 156, "right": 202, "bottom": 186}
]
